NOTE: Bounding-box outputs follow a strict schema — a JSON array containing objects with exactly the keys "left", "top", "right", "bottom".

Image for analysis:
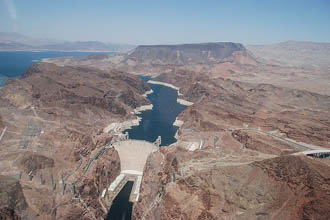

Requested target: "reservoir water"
[
  {"left": 0, "top": 51, "right": 114, "bottom": 86},
  {"left": 124, "top": 76, "right": 187, "bottom": 146},
  {"left": 108, "top": 77, "right": 187, "bottom": 219}
]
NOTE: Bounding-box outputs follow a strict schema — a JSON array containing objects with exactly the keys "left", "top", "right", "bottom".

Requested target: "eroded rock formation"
[{"left": 0, "top": 63, "right": 150, "bottom": 219}]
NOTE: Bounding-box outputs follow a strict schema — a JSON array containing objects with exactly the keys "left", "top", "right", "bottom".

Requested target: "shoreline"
[
  {"left": 173, "top": 117, "right": 184, "bottom": 127},
  {"left": 147, "top": 80, "right": 193, "bottom": 106},
  {"left": 147, "top": 80, "right": 180, "bottom": 91},
  {"left": 142, "top": 89, "right": 153, "bottom": 98},
  {"left": 132, "top": 104, "right": 153, "bottom": 114},
  {"left": 104, "top": 101, "right": 154, "bottom": 135}
]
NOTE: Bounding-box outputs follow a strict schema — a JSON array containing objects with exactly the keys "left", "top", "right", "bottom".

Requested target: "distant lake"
[{"left": 0, "top": 51, "right": 114, "bottom": 86}]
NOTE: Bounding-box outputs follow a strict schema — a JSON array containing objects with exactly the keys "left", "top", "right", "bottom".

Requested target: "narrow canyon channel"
[
  {"left": 124, "top": 76, "right": 187, "bottom": 146},
  {"left": 107, "top": 76, "right": 187, "bottom": 219},
  {"left": 106, "top": 181, "right": 134, "bottom": 220}
]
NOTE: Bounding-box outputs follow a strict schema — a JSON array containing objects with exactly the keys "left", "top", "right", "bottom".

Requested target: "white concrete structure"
[
  {"left": 108, "top": 173, "right": 125, "bottom": 192},
  {"left": 113, "top": 140, "right": 158, "bottom": 172},
  {"left": 0, "top": 126, "right": 7, "bottom": 143},
  {"left": 121, "top": 170, "right": 143, "bottom": 176},
  {"left": 104, "top": 140, "right": 158, "bottom": 206},
  {"left": 133, "top": 175, "right": 143, "bottom": 202},
  {"left": 101, "top": 189, "right": 107, "bottom": 198},
  {"left": 302, "top": 150, "right": 330, "bottom": 158}
]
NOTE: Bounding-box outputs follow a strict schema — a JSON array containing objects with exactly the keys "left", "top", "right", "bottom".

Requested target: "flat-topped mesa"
[{"left": 126, "top": 42, "right": 248, "bottom": 65}]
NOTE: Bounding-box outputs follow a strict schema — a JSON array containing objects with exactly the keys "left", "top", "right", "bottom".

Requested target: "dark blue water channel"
[
  {"left": 106, "top": 181, "right": 134, "bottom": 220},
  {"left": 124, "top": 76, "right": 187, "bottom": 146}
]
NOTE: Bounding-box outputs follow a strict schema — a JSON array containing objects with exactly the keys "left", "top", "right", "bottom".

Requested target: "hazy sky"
[{"left": 1, "top": 0, "right": 330, "bottom": 45}]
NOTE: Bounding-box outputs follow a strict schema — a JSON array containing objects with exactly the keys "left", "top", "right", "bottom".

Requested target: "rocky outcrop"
[
  {"left": 134, "top": 148, "right": 330, "bottom": 220},
  {"left": 253, "top": 156, "right": 330, "bottom": 220},
  {"left": 73, "top": 148, "right": 120, "bottom": 219},
  {"left": 232, "top": 130, "right": 298, "bottom": 155}
]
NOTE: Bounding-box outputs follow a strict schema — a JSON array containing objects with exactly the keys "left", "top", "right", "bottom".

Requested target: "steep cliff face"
[
  {"left": 56, "top": 148, "right": 121, "bottom": 220},
  {"left": 117, "top": 42, "right": 257, "bottom": 75},
  {"left": 0, "top": 63, "right": 150, "bottom": 219}
]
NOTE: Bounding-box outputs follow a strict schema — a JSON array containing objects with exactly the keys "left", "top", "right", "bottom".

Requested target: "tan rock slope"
[
  {"left": 134, "top": 150, "right": 330, "bottom": 220},
  {"left": 132, "top": 65, "right": 330, "bottom": 219},
  {"left": 0, "top": 63, "right": 151, "bottom": 219},
  {"left": 126, "top": 43, "right": 330, "bottom": 220}
]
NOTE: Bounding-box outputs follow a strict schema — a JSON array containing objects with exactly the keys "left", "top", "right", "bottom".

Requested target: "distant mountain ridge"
[
  {"left": 126, "top": 42, "right": 248, "bottom": 65},
  {"left": 42, "top": 41, "right": 258, "bottom": 76},
  {"left": 247, "top": 41, "right": 330, "bottom": 69},
  {"left": 0, "top": 32, "right": 135, "bottom": 52}
]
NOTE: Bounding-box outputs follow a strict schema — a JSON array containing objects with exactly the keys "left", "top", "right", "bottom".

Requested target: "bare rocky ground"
[
  {"left": 3, "top": 42, "right": 330, "bottom": 219},
  {"left": 0, "top": 63, "right": 150, "bottom": 219},
  {"left": 117, "top": 43, "right": 330, "bottom": 219},
  {"left": 133, "top": 68, "right": 330, "bottom": 219}
]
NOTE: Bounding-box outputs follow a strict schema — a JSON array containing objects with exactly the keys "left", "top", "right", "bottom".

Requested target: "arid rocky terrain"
[
  {"left": 133, "top": 68, "right": 330, "bottom": 220},
  {"left": 2, "top": 41, "right": 330, "bottom": 220},
  {"left": 46, "top": 41, "right": 330, "bottom": 96},
  {"left": 130, "top": 43, "right": 330, "bottom": 220},
  {"left": 0, "top": 63, "right": 150, "bottom": 219}
]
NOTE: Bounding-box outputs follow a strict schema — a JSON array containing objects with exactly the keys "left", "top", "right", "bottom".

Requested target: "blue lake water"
[
  {"left": 0, "top": 51, "right": 114, "bottom": 86},
  {"left": 124, "top": 76, "right": 187, "bottom": 146}
]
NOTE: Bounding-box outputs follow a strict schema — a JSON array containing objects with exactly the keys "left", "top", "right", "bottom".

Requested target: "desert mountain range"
[
  {"left": 1, "top": 40, "right": 330, "bottom": 219},
  {"left": 0, "top": 32, "right": 135, "bottom": 52}
]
